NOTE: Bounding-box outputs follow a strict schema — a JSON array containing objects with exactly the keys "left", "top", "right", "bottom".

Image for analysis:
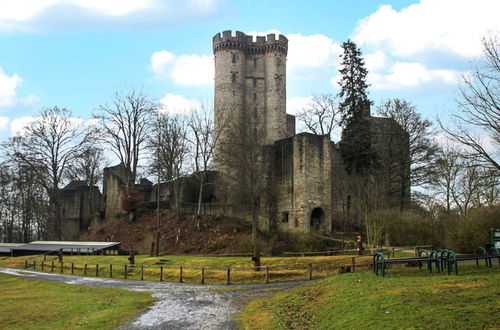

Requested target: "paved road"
[{"left": 0, "top": 267, "right": 304, "bottom": 329}]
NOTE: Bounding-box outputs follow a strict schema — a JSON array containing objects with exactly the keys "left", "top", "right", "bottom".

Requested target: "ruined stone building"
[
  {"left": 60, "top": 180, "right": 101, "bottom": 240},
  {"left": 212, "top": 30, "right": 410, "bottom": 233}
]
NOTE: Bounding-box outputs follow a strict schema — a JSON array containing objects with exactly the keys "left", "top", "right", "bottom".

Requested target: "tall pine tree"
[{"left": 338, "top": 39, "right": 377, "bottom": 174}]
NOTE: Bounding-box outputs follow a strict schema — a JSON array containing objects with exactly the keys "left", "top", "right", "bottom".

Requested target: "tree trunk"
[{"left": 196, "top": 172, "right": 204, "bottom": 215}]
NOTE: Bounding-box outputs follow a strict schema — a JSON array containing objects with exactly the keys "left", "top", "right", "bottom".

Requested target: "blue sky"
[{"left": 0, "top": 0, "right": 499, "bottom": 142}]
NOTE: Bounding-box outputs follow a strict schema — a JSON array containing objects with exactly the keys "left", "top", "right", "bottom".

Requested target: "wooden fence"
[{"left": 23, "top": 254, "right": 381, "bottom": 285}]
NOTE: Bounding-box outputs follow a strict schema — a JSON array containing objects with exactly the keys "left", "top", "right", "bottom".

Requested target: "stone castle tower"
[
  {"left": 211, "top": 30, "right": 410, "bottom": 233},
  {"left": 212, "top": 30, "right": 290, "bottom": 146}
]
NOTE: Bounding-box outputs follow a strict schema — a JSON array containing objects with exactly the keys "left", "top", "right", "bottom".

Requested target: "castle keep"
[{"left": 213, "top": 31, "right": 293, "bottom": 145}]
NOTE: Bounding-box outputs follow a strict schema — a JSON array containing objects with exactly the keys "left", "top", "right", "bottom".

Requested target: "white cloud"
[
  {"left": 287, "top": 33, "right": 342, "bottom": 80},
  {"left": 151, "top": 51, "right": 214, "bottom": 87},
  {"left": 369, "top": 61, "right": 463, "bottom": 90},
  {"left": 0, "top": 117, "right": 8, "bottom": 130},
  {"left": 364, "top": 51, "right": 387, "bottom": 72},
  {"left": 331, "top": 57, "right": 463, "bottom": 91},
  {"left": 353, "top": 0, "right": 500, "bottom": 58},
  {"left": 160, "top": 93, "right": 200, "bottom": 114},
  {"left": 247, "top": 30, "right": 342, "bottom": 81},
  {"left": 0, "top": 67, "right": 21, "bottom": 107},
  {"left": 0, "top": 0, "right": 222, "bottom": 31},
  {"left": 287, "top": 96, "right": 314, "bottom": 116},
  {"left": 0, "top": 67, "right": 39, "bottom": 109},
  {"left": 10, "top": 116, "right": 36, "bottom": 136}
]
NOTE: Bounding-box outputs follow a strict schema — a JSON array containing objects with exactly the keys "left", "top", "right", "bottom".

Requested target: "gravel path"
[{"left": 0, "top": 267, "right": 304, "bottom": 329}]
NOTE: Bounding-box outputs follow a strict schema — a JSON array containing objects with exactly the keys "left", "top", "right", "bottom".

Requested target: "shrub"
[
  {"left": 444, "top": 206, "right": 500, "bottom": 253},
  {"left": 374, "top": 209, "right": 440, "bottom": 247}
]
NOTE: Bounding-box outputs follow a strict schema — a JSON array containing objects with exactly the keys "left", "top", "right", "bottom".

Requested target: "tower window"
[
  {"left": 281, "top": 211, "right": 289, "bottom": 223},
  {"left": 232, "top": 53, "right": 237, "bottom": 63},
  {"left": 253, "top": 78, "right": 257, "bottom": 88},
  {"left": 253, "top": 93, "right": 257, "bottom": 101},
  {"left": 275, "top": 56, "right": 281, "bottom": 66},
  {"left": 231, "top": 71, "right": 237, "bottom": 83},
  {"left": 253, "top": 57, "right": 257, "bottom": 68}
]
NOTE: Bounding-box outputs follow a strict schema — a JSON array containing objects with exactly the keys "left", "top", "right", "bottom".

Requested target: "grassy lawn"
[
  {"left": 238, "top": 265, "right": 500, "bottom": 329},
  {"left": 0, "top": 255, "right": 372, "bottom": 284},
  {"left": 0, "top": 273, "right": 154, "bottom": 330}
]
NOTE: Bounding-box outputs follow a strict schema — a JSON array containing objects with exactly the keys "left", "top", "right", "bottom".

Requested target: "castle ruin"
[{"left": 60, "top": 30, "right": 410, "bottom": 239}]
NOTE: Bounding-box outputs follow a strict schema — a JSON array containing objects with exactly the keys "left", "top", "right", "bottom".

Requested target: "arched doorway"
[{"left": 310, "top": 207, "right": 325, "bottom": 231}]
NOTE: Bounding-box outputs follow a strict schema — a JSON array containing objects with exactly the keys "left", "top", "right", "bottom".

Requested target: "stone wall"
[
  {"left": 60, "top": 180, "right": 102, "bottom": 240},
  {"left": 102, "top": 164, "right": 128, "bottom": 219}
]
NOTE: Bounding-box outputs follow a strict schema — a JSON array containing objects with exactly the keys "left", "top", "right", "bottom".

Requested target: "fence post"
[
  {"left": 25, "top": 260, "right": 28, "bottom": 269},
  {"left": 352, "top": 257, "right": 356, "bottom": 272},
  {"left": 51, "top": 261, "right": 54, "bottom": 272},
  {"left": 95, "top": 264, "right": 99, "bottom": 277},
  {"left": 60, "top": 262, "right": 63, "bottom": 273},
  {"left": 33, "top": 260, "right": 36, "bottom": 270},
  {"left": 392, "top": 247, "right": 395, "bottom": 258},
  {"left": 159, "top": 266, "right": 163, "bottom": 282},
  {"left": 124, "top": 265, "right": 127, "bottom": 279},
  {"left": 141, "top": 265, "right": 144, "bottom": 280},
  {"left": 41, "top": 261, "right": 45, "bottom": 271},
  {"left": 308, "top": 264, "right": 313, "bottom": 280},
  {"left": 226, "top": 268, "right": 231, "bottom": 285},
  {"left": 265, "top": 266, "right": 269, "bottom": 284},
  {"left": 84, "top": 263, "right": 87, "bottom": 276},
  {"left": 201, "top": 267, "right": 205, "bottom": 284},
  {"left": 109, "top": 264, "right": 113, "bottom": 278},
  {"left": 179, "top": 267, "right": 183, "bottom": 283}
]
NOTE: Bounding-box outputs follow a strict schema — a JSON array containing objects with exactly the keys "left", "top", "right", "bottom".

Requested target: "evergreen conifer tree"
[{"left": 338, "top": 39, "right": 377, "bottom": 174}]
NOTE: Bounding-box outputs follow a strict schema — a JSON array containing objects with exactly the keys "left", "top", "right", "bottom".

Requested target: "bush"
[
  {"left": 444, "top": 206, "right": 500, "bottom": 253},
  {"left": 375, "top": 209, "right": 440, "bottom": 247}
]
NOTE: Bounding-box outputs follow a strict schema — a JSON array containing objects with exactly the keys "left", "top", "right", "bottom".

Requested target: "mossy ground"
[
  {"left": 0, "top": 273, "right": 154, "bottom": 330},
  {"left": 238, "top": 264, "right": 500, "bottom": 329}
]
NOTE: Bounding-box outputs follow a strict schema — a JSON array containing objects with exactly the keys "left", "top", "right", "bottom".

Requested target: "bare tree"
[
  {"left": 66, "top": 146, "right": 106, "bottom": 187},
  {"left": 3, "top": 107, "right": 91, "bottom": 239},
  {"left": 149, "top": 110, "right": 189, "bottom": 218},
  {"left": 187, "top": 104, "right": 219, "bottom": 215},
  {"left": 433, "top": 147, "right": 462, "bottom": 213},
  {"left": 296, "top": 94, "right": 341, "bottom": 138},
  {"left": 216, "top": 108, "right": 265, "bottom": 247},
  {"left": 432, "top": 146, "right": 499, "bottom": 216},
  {"left": 377, "top": 98, "right": 439, "bottom": 188},
  {"left": 440, "top": 35, "right": 500, "bottom": 171},
  {"left": 95, "top": 90, "right": 156, "bottom": 188}
]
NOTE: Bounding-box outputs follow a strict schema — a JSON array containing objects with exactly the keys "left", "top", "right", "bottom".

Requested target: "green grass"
[
  {"left": 0, "top": 255, "right": 371, "bottom": 284},
  {"left": 0, "top": 273, "right": 155, "bottom": 330},
  {"left": 238, "top": 265, "right": 500, "bottom": 329}
]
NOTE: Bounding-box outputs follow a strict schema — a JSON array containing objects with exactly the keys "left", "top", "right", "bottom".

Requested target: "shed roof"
[{"left": 1, "top": 241, "right": 120, "bottom": 253}]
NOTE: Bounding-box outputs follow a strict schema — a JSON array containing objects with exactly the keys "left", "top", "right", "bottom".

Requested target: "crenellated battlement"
[{"left": 213, "top": 30, "right": 288, "bottom": 54}]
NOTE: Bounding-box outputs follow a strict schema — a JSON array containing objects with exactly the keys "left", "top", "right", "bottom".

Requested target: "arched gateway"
[{"left": 310, "top": 207, "right": 325, "bottom": 231}]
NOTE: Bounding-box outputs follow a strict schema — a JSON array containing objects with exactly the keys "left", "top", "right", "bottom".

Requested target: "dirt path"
[{"left": 0, "top": 267, "right": 304, "bottom": 329}]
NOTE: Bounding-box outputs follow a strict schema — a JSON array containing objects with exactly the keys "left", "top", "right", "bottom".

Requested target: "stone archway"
[{"left": 310, "top": 207, "right": 325, "bottom": 231}]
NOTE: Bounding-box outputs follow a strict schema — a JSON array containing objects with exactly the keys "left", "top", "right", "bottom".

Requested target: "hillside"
[{"left": 81, "top": 210, "right": 322, "bottom": 255}]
